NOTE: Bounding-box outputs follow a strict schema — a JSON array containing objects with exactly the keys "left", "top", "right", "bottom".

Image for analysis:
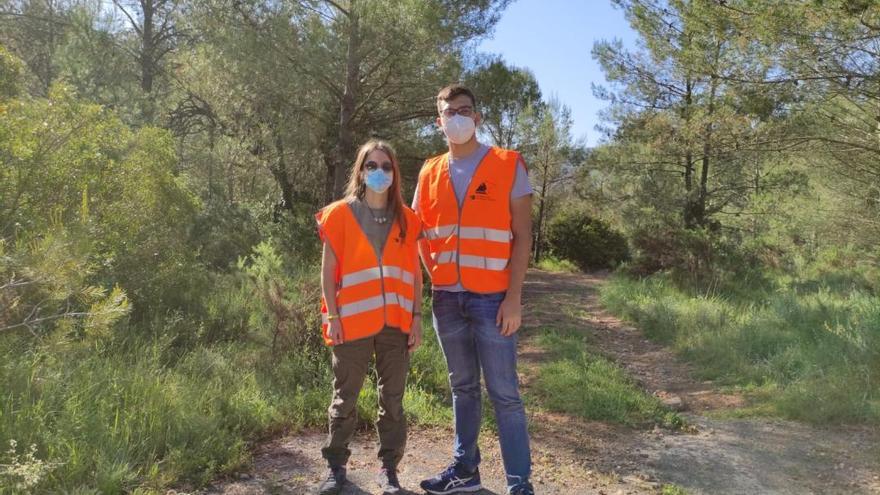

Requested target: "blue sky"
[{"left": 477, "top": 0, "right": 640, "bottom": 146}]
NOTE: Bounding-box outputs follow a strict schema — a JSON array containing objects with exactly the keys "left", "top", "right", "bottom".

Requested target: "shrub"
[
  {"left": 238, "top": 241, "right": 324, "bottom": 357},
  {"left": 628, "top": 225, "right": 715, "bottom": 277},
  {"left": 626, "top": 226, "right": 776, "bottom": 298},
  {"left": 189, "top": 201, "right": 262, "bottom": 272},
  {"left": 0, "top": 440, "right": 60, "bottom": 493},
  {"left": 0, "top": 226, "right": 130, "bottom": 342},
  {"left": 0, "top": 83, "right": 202, "bottom": 319},
  {"left": 545, "top": 209, "right": 629, "bottom": 270},
  {"left": 0, "top": 45, "right": 25, "bottom": 99}
]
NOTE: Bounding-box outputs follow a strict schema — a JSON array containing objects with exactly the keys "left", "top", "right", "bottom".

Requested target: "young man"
[{"left": 412, "top": 84, "right": 535, "bottom": 495}]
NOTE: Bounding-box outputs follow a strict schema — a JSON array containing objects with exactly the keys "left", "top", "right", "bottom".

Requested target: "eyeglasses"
[
  {"left": 365, "top": 161, "right": 393, "bottom": 172},
  {"left": 441, "top": 105, "right": 474, "bottom": 118}
]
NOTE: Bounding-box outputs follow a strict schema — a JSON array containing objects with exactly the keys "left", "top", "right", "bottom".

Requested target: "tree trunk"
[
  {"left": 533, "top": 199, "right": 547, "bottom": 262},
  {"left": 534, "top": 163, "right": 550, "bottom": 263},
  {"left": 141, "top": 0, "right": 154, "bottom": 94},
  {"left": 227, "top": 158, "right": 235, "bottom": 204},
  {"left": 333, "top": 6, "right": 360, "bottom": 199},
  {"left": 323, "top": 151, "right": 336, "bottom": 204},
  {"left": 698, "top": 52, "right": 721, "bottom": 229},
  {"left": 208, "top": 123, "right": 215, "bottom": 201},
  {"left": 44, "top": 0, "right": 59, "bottom": 94},
  {"left": 272, "top": 132, "right": 294, "bottom": 211},
  {"left": 682, "top": 75, "right": 697, "bottom": 229}
]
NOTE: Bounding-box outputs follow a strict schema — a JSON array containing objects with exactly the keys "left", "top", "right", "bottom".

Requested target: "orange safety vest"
[
  {"left": 416, "top": 146, "right": 521, "bottom": 293},
  {"left": 315, "top": 200, "right": 421, "bottom": 345}
]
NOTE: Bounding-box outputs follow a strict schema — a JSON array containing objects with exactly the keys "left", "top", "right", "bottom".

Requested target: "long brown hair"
[{"left": 344, "top": 139, "right": 408, "bottom": 240}]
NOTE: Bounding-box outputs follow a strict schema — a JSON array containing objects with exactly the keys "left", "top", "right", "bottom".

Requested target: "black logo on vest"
[{"left": 470, "top": 181, "right": 494, "bottom": 201}]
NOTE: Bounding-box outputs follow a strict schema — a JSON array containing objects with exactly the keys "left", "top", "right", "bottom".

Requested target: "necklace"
[{"left": 365, "top": 200, "right": 389, "bottom": 224}]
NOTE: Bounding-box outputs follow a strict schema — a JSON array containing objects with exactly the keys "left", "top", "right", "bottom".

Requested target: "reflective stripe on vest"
[
  {"left": 460, "top": 254, "right": 508, "bottom": 271},
  {"left": 431, "top": 250, "right": 506, "bottom": 271},
  {"left": 433, "top": 250, "right": 456, "bottom": 264},
  {"left": 338, "top": 291, "right": 414, "bottom": 317},
  {"left": 425, "top": 224, "right": 512, "bottom": 243},
  {"left": 322, "top": 291, "right": 414, "bottom": 324},
  {"left": 341, "top": 265, "right": 415, "bottom": 288}
]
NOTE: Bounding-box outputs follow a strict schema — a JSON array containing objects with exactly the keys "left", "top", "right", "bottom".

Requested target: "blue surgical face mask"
[{"left": 364, "top": 168, "right": 393, "bottom": 194}]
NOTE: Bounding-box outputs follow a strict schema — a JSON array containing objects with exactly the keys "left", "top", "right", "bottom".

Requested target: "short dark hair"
[{"left": 436, "top": 84, "right": 476, "bottom": 113}]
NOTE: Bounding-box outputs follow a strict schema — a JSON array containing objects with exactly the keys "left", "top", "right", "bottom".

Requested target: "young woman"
[{"left": 314, "top": 140, "right": 422, "bottom": 495}]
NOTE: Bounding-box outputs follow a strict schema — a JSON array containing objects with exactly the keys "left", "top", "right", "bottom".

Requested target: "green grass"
[
  {"left": 599, "top": 271, "right": 880, "bottom": 424},
  {"left": 661, "top": 484, "right": 691, "bottom": 495},
  {"left": 528, "top": 327, "right": 682, "bottom": 428},
  {"left": 0, "top": 332, "right": 329, "bottom": 494},
  {"left": 534, "top": 255, "right": 579, "bottom": 273},
  {"left": 0, "top": 297, "right": 452, "bottom": 493}
]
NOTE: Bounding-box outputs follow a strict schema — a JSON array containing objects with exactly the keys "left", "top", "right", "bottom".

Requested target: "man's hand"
[
  {"left": 408, "top": 315, "right": 423, "bottom": 353},
  {"left": 496, "top": 294, "right": 522, "bottom": 337},
  {"left": 328, "top": 319, "right": 344, "bottom": 345}
]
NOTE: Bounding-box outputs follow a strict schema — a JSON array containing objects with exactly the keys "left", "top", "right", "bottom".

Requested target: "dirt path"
[{"left": 202, "top": 270, "right": 880, "bottom": 495}]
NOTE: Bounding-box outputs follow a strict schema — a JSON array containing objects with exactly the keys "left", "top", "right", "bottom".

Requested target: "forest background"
[{"left": 1, "top": 0, "right": 878, "bottom": 492}]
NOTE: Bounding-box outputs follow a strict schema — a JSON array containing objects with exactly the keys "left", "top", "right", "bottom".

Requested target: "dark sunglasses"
[{"left": 365, "top": 161, "right": 393, "bottom": 172}]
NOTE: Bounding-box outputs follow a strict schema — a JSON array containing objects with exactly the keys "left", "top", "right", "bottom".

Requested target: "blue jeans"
[{"left": 431, "top": 290, "right": 531, "bottom": 488}]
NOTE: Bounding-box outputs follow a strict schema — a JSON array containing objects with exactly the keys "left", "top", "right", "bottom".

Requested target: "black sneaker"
[
  {"left": 317, "top": 465, "right": 347, "bottom": 495},
  {"left": 377, "top": 467, "right": 401, "bottom": 494},
  {"left": 420, "top": 463, "right": 482, "bottom": 494},
  {"left": 508, "top": 480, "right": 535, "bottom": 495}
]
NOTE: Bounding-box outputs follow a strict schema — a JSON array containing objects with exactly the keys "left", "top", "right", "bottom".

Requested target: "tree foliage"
[
  {"left": 585, "top": 0, "right": 880, "bottom": 271},
  {"left": 467, "top": 55, "right": 542, "bottom": 149}
]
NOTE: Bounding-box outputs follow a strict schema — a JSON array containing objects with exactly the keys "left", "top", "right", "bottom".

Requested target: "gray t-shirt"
[
  {"left": 411, "top": 143, "right": 533, "bottom": 292},
  {"left": 346, "top": 198, "right": 401, "bottom": 331},
  {"left": 347, "top": 198, "right": 393, "bottom": 257},
  {"left": 344, "top": 198, "right": 421, "bottom": 331}
]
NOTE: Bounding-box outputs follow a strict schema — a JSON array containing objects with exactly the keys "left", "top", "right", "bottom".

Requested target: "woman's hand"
[
  {"left": 328, "top": 319, "right": 344, "bottom": 345},
  {"left": 408, "top": 315, "right": 422, "bottom": 354}
]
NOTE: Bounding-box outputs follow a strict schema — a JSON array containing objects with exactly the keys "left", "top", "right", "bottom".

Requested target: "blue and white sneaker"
[{"left": 420, "top": 463, "right": 482, "bottom": 494}]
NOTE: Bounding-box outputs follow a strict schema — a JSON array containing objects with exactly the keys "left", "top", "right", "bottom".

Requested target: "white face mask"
[{"left": 442, "top": 114, "right": 476, "bottom": 145}]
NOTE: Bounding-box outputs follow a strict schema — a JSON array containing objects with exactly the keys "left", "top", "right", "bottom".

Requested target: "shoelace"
[{"left": 441, "top": 463, "right": 463, "bottom": 481}]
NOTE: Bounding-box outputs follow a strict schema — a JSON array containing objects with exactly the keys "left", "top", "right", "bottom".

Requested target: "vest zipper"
[
  {"left": 448, "top": 148, "right": 493, "bottom": 287},
  {"left": 348, "top": 201, "right": 395, "bottom": 330},
  {"left": 376, "top": 228, "right": 394, "bottom": 329},
  {"left": 378, "top": 256, "right": 387, "bottom": 327},
  {"left": 455, "top": 193, "right": 463, "bottom": 285}
]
